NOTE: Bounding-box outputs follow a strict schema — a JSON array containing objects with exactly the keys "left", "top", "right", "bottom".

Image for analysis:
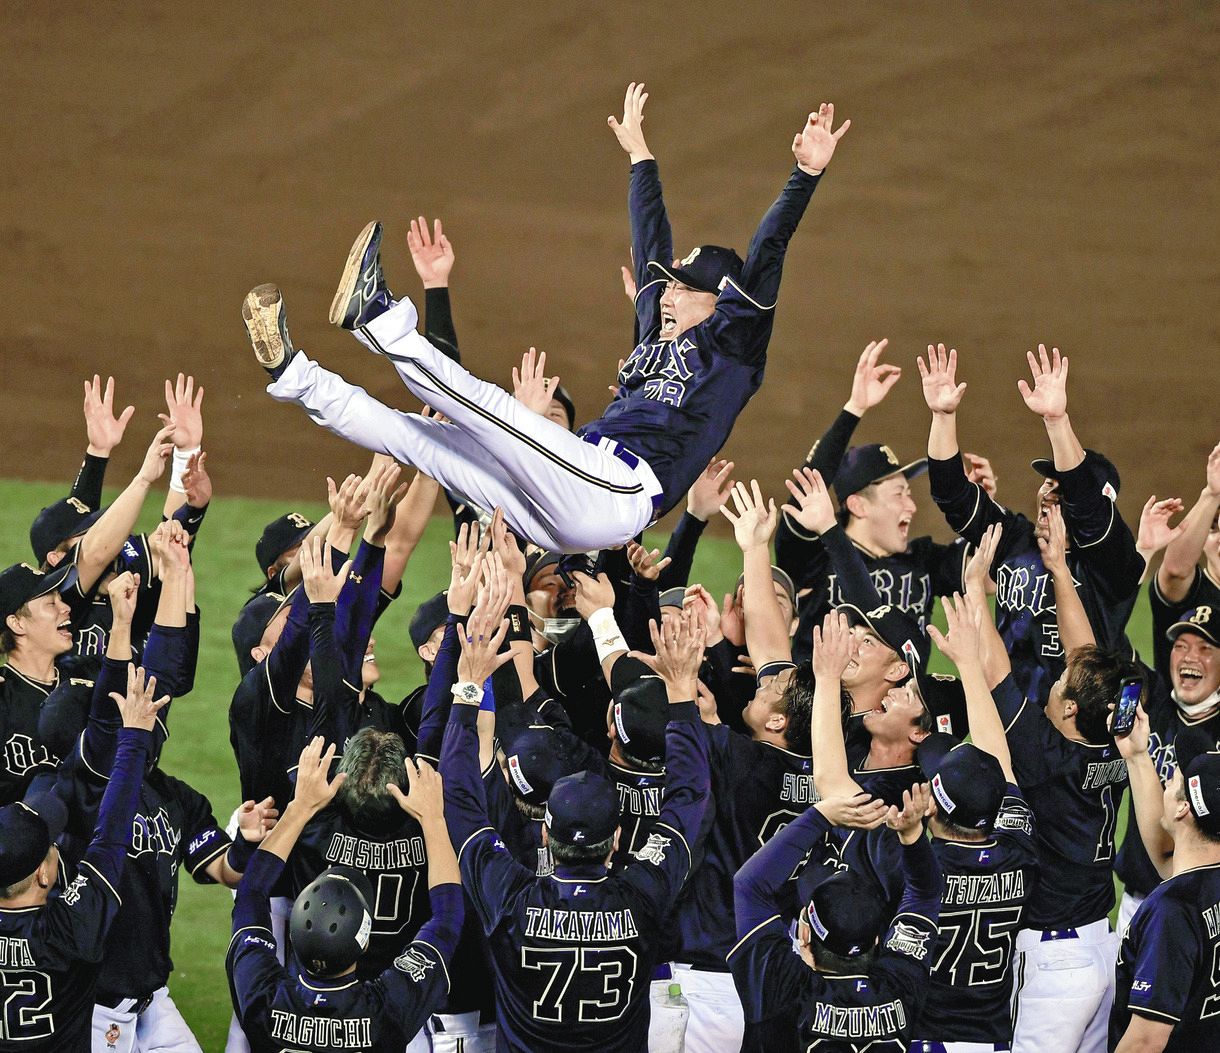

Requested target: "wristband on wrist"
[
  {"left": 225, "top": 833, "right": 257, "bottom": 874},
  {"left": 169, "top": 445, "right": 202, "bottom": 494},
  {"left": 588, "top": 607, "right": 627, "bottom": 665},
  {"left": 505, "top": 605, "right": 532, "bottom": 643}
]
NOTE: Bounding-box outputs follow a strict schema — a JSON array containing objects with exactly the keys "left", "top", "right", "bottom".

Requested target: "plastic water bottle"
[{"left": 648, "top": 982, "right": 689, "bottom": 1052}]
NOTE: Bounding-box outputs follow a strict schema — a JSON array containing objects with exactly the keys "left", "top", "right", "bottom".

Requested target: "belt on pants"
[
  {"left": 98, "top": 991, "right": 155, "bottom": 1015},
  {"left": 1039, "top": 927, "right": 1079, "bottom": 942},
  {"left": 581, "top": 431, "right": 664, "bottom": 514}
]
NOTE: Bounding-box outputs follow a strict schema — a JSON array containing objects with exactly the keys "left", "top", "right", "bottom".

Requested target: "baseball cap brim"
[
  {"left": 1167, "top": 619, "right": 1220, "bottom": 648},
  {"left": 915, "top": 731, "right": 960, "bottom": 776},
  {"left": 645, "top": 260, "right": 722, "bottom": 295},
  {"left": 22, "top": 792, "right": 69, "bottom": 843},
  {"left": 836, "top": 457, "right": 929, "bottom": 501}
]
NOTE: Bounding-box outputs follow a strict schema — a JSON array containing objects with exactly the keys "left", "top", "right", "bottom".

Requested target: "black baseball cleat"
[
  {"left": 242, "top": 283, "right": 295, "bottom": 378},
  {"left": 329, "top": 220, "right": 392, "bottom": 330}
]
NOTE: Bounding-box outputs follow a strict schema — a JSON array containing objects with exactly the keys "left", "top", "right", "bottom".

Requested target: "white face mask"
[
  {"left": 1173, "top": 685, "right": 1220, "bottom": 720},
  {"left": 539, "top": 617, "right": 582, "bottom": 646}
]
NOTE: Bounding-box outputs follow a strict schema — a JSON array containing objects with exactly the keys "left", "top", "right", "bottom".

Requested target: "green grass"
[{"left": 0, "top": 478, "right": 1154, "bottom": 1047}]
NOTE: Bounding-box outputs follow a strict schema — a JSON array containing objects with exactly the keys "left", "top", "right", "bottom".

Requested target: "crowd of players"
[{"left": 1, "top": 84, "right": 1219, "bottom": 1053}]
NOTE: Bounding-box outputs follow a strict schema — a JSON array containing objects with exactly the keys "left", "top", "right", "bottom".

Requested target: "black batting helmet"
[{"left": 289, "top": 867, "right": 374, "bottom": 977}]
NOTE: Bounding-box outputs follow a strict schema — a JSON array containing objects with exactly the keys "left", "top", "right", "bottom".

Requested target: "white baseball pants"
[
  {"left": 668, "top": 965, "right": 744, "bottom": 1053},
  {"left": 92, "top": 987, "right": 201, "bottom": 1053},
  {"left": 1010, "top": 919, "right": 1117, "bottom": 1053},
  {"left": 267, "top": 297, "right": 659, "bottom": 552}
]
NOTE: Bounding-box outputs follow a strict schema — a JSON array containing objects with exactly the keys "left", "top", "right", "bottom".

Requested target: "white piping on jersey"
[
  {"left": 0, "top": 906, "right": 39, "bottom": 913},
  {"left": 550, "top": 874, "right": 608, "bottom": 885},
  {"left": 727, "top": 913, "right": 782, "bottom": 959},
  {"left": 79, "top": 858, "right": 122, "bottom": 904},
  {"left": 414, "top": 939, "right": 451, "bottom": 993},
  {"left": 937, "top": 838, "right": 998, "bottom": 849},
  {"left": 299, "top": 975, "right": 358, "bottom": 993},
  {"left": 633, "top": 277, "right": 667, "bottom": 303},
  {"left": 653, "top": 821, "right": 693, "bottom": 868},
  {"left": 4, "top": 664, "right": 57, "bottom": 694},
  {"left": 760, "top": 741, "right": 812, "bottom": 760},
  {"left": 958, "top": 485, "right": 985, "bottom": 535},
  {"left": 361, "top": 329, "right": 645, "bottom": 498},
  {"left": 188, "top": 838, "right": 230, "bottom": 877},
  {"left": 458, "top": 827, "right": 495, "bottom": 863},
  {"left": 1071, "top": 499, "right": 1116, "bottom": 549},
  {"left": 720, "top": 276, "right": 777, "bottom": 311}
]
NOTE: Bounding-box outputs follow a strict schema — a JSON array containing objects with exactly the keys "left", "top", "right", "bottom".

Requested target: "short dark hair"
[
  {"left": 0, "top": 604, "right": 30, "bottom": 657},
  {"left": 808, "top": 933, "right": 877, "bottom": 974},
  {"left": 620, "top": 748, "right": 665, "bottom": 775},
  {"left": 513, "top": 797, "right": 546, "bottom": 821},
  {"left": 1062, "top": 646, "right": 1138, "bottom": 745},
  {"left": 0, "top": 874, "right": 34, "bottom": 900},
  {"left": 336, "top": 728, "right": 407, "bottom": 827},
  {"left": 781, "top": 663, "right": 816, "bottom": 752},
  {"left": 548, "top": 833, "right": 615, "bottom": 866}
]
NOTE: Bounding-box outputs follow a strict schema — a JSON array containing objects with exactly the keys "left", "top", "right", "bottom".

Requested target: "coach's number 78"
[{"left": 520, "top": 946, "right": 638, "bottom": 1023}]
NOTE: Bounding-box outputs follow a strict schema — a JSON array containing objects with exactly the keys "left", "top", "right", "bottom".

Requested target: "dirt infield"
[{"left": 2, "top": 3, "right": 1216, "bottom": 535}]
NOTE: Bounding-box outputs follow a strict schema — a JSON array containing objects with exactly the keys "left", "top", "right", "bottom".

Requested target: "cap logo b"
[
  {"left": 680, "top": 247, "right": 702, "bottom": 266},
  {"left": 1190, "top": 606, "right": 1213, "bottom": 626}
]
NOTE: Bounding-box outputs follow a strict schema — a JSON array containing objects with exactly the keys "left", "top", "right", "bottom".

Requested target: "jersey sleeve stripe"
[
  {"left": 1129, "top": 1006, "right": 1181, "bottom": 1023},
  {"left": 633, "top": 277, "right": 667, "bottom": 304},
  {"left": 416, "top": 751, "right": 440, "bottom": 765},
  {"left": 79, "top": 731, "right": 111, "bottom": 782},
  {"left": 721, "top": 275, "right": 777, "bottom": 311},
  {"left": 265, "top": 662, "right": 292, "bottom": 715},
  {"left": 413, "top": 939, "right": 451, "bottom": 992},
  {"left": 1003, "top": 697, "right": 1029, "bottom": 735},
  {"left": 79, "top": 859, "right": 122, "bottom": 905},
  {"left": 652, "top": 822, "right": 692, "bottom": 866},
  {"left": 457, "top": 827, "right": 496, "bottom": 862},
  {"left": 188, "top": 837, "right": 231, "bottom": 876},
  {"left": 727, "top": 914, "right": 783, "bottom": 959},
  {"left": 1073, "top": 499, "right": 1116, "bottom": 549}
]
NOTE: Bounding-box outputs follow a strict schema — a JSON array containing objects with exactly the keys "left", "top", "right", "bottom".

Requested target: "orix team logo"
[
  {"left": 885, "top": 921, "right": 931, "bottom": 960},
  {"left": 635, "top": 832, "right": 671, "bottom": 865},
  {"left": 4, "top": 733, "right": 55, "bottom": 778},
  {"left": 61, "top": 871, "right": 90, "bottom": 906},
  {"left": 394, "top": 946, "right": 436, "bottom": 983}
]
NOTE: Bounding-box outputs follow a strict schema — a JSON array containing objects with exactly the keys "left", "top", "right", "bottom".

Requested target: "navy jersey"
[
  {"left": 0, "top": 664, "right": 67, "bottom": 805},
  {"left": 441, "top": 700, "right": 709, "bottom": 1052},
  {"left": 1149, "top": 568, "right": 1220, "bottom": 676},
  {"left": 1115, "top": 671, "right": 1220, "bottom": 897},
  {"left": 63, "top": 534, "right": 161, "bottom": 659},
  {"left": 676, "top": 724, "right": 814, "bottom": 969},
  {"left": 229, "top": 852, "right": 460, "bottom": 1053},
  {"left": 992, "top": 674, "right": 1125, "bottom": 928},
  {"left": 0, "top": 730, "right": 148, "bottom": 1053},
  {"left": 916, "top": 789, "right": 1039, "bottom": 1044},
  {"left": 289, "top": 805, "right": 432, "bottom": 979},
  {"left": 585, "top": 160, "right": 822, "bottom": 511},
  {"left": 1110, "top": 861, "right": 1220, "bottom": 1051},
  {"left": 59, "top": 760, "right": 231, "bottom": 1002},
  {"left": 928, "top": 453, "right": 1143, "bottom": 704},
  {"left": 730, "top": 808, "right": 941, "bottom": 1052}
]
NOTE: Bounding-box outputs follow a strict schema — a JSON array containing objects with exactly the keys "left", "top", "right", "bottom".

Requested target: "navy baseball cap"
[
  {"left": 804, "top": 870, "right": 887, "bottom": 958},
  {"left": 544, "top": 771, "right": 620, "bottom": 846},
  {"left": 29, "top": 498, "right": 103, "bottom": 565},
  {"left": 505, "top": 726, "right": 575, "bottom": 806},
  {"left": 1183, "top": 753, "right": 1220, "bottom": 837},
  {"left": 551, "top": 385, "right": 576, "bottom": 430},
  {"left": 736, "top": 566, "right": 798, "bottom": 613},
  {"left": 0, "top": 793, "right": 69, "bottom": 886},
  {"left": 913, "top": 668, "right": 969, "bottom": 738},
  {"left": 1167, "top": 606, "right": 1219, "bottom": 648},
  {"left": 409, "top": 592, "right": 450, "bottom": 653},
  {"left": 255, "top": 513, "right": 313, "bottom": 575},
  {"left": 918, "top": 733, "right": 1005, "bottom": 831},
  {"left": 0, "top": 562, "right": 78, "bottom": 624},
  {"left": 609, "top": 657, "right": 670, "bottom": 764},
  {"left": 647, "top": 245, "right": 744, "bottom": 296},
  {"left": 837, "top": 602, "right": 929, "bottom": 673},
  {"left": 523, "top": 549, "right": 563, "bottom": 593},
  {"left": 658, "top": 587, "right": 686, "bottom": 611},
  {"left": 1030, "top": 449, "right": 1121, "bottom": 497},
  {"left": 232, "top": 592, "right": 283, "bottom": 677},
  {"left": 833, "top": 445, "right": 928, "bottom": 502}
]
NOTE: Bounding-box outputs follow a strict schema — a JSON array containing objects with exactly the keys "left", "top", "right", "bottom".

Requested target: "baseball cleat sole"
[
  {"left": 242, "top": 283, "right": 293, "bottom": 370},
  {"left": 329, "top": 220, "right": 382, "bottom": 327}
]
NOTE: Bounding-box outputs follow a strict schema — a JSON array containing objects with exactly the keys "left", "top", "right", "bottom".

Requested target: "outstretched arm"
[
  {"left": 1038, "top": 505, "right": 1097, "bottom": 653},
  {"left": 1115, "top": 707, "right": 1174, "bottom": 881},
  {"left": 1018, "top": 344, "right": 1084, "bottom": 472},
  {"left": 810, "top": 611, "right": 864, "bottom": 798},
  {"left": 722, "top": 480, "right": 791, "bottom": 668},
  {"left": 1157, "top": 442, "right": 1220, "bottom": 601},
  {"left": 74, "top": 374, "right": 133, "bottom": 508}
]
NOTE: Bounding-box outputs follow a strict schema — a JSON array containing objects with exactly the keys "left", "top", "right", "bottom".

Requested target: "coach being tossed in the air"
[
  {"left": 438, "top": 575, "right": 711, "bottom": 1052},
  {"left": 252, "top": 84, "right": 849, "bottom": 552}
]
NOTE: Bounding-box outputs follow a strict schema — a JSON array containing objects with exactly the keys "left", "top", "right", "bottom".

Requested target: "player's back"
[
  {"left": 677, "top": 726, "right": 813, "bottom": 968},
  {"left": 0, "top": 904, "right": 105, "bottom": 1052},
  {"left": 290, "top": 804, "right": 431, "bottom": 978},
  {"left": 1111, "top": 861, "right": 1220, "bottom": 1051},
  {"left": 919, "top": 791, "right": 1040, "bottom": 1044},
  {"left": 489, "top": 861, "right": 670, "bottom": 1052},
  {"left": 609, "top": 760, "right": 666, "bottom": 867}
]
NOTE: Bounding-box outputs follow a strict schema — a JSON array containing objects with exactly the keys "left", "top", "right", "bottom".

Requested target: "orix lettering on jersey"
[
  {"left": 5, "top": 734, "right": 55, "bottom": 779},
  {"left": 129, "top": 807, "right": 181, "bottom": 859},
  {"left": 620, "top": 338, "right": 696, "bottom": 408},
  {"left": 826, "top": 571, "right": 933, "bottom": 628}
]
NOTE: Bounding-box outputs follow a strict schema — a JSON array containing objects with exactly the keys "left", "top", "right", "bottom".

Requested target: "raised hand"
[
  {"left": 111, "top": 664, "right": 170, "bottom": 732},
  {"left": 106, "top": 571, "right": 140, "bottom": 625},
  {"left": 785, "top": 467, "right": 837, "bottom": 536},
  {"left": 607, "top": 81, "right": 653, "bottom": 163},
  {"left": 327, "top": 473, "right": 369, "bottom": 532},
  {"left": 1037, "top": 503, "right": 1072, "bottom": 576},
  {"left": 457, "top": 566, "right": 515, "bottom": 684},
  {"left": 817, "top": 792, "right": 889, "bottom": 831},
  {"left": 512, "top": 348, "right": 561, "bottom": 417},
  {"left": 963, "top": 453, "right": 998, "bottom": 498},
  {"left": 236, "top": 796, "right": 279, "bottom": 843},
  {"left": 792, "top": 102, "right": 850, "bottom": 175},
  {"left": 721, "top": 480, "right": 778, "bottom": 552},
  {"left": 363, "top": 461, "right": 409, "bottom": 546},
  {"left": 845, "top": 339, "right": 901, "bottom": 416},
  {"left": 811, "top": 610, "right": 853, "bottom": 681},
  {"left": 181, "top": 451, "right": 212, "bottom": 507},
  {"left": 627, "top": 540, "right": 672, "bottom": 583},
  {"left": 448, "top": 522, "right": 489, "bottom": 615},
  {"left": 571, "top": 571, "right": 616, "bottom": 619},
  {"left": 299, "top": 535, "right": 352, "bottom": 605},
  {"left": 964, "top": 523, "right": 1002, "bottom": 599},
  {"left": 620, "top": 265, "right": 637, "bottom": 302},
  {"left": 388, "top": 758, "right": 446, "bottom": 823},
  {"left": 687, "top": 458, "right": 736, "bottom": 522},
  {"left": 1114, "top": 703, "right": 1150, "bottom": 759},
  {"left": 720, "top": 586, "right": 746, "bottom": 647},
  {"left": 635, "top": 605, "right": 706, "bottom": 700},
  {"left": 83, "top": 375, "right": 134, "bottom": 457},
  {"left": 917, "top": 343, "right": 967, "bottom": 415},
  {"left": 159, "top": 373, "right": 204, "bottom": 450},
  {"left": 138, "top": 423, "right": 177, "bottom": 485},
  {"left": 927, "top": 593, "right": 983, "bottom": 668},
  {"left": 489, "top": 507, "right": 527, "bottom": 580},
  {"left": 1206, "top": 441, "right": 1220, "bottom": 498},
  {"left": 683, "top": 584, "right": 722, "bottom": 642},
  {"left": 1136, "top": 495, "right": 1185, "bottom": 562},
  {"left": 406, "top": 216, "right": 454, "bottom": 288},
  {"left": 292, "top": 737, "right": 346, "bottom": 813},
  {"left": 886, "top": 782, "right": 933, "bottom": 844},
  {"left": 1017, "top": 344, "right": 1069, "bottom": 422}
]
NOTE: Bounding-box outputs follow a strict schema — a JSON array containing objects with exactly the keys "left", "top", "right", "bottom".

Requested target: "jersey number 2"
[{"left": 0, "top": 971, "right": 54, "bottom": 1041}]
